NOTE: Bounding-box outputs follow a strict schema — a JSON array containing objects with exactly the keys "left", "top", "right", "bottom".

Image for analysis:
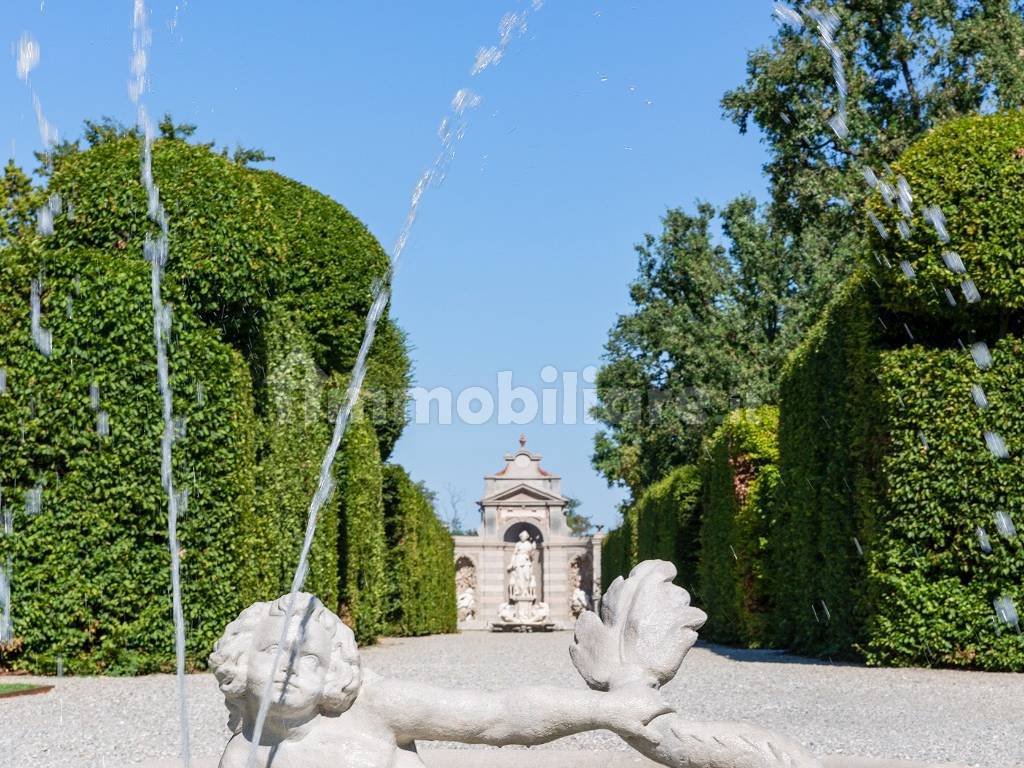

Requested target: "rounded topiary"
[
  {"left": 866, "top": 111, "right": 1024, "bottom": 317},
  {"left": 46, "top": 137, "right": 287, "bottom": 352}
]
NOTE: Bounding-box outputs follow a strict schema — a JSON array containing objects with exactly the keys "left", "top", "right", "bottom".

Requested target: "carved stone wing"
[{"left": 569, "top": 560, "right": 707, "bottom": 691}]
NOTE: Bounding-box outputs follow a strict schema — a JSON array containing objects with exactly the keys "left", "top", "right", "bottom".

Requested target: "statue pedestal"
[{"left": 491, "top": 595, "right": 554, "bottom": 631}]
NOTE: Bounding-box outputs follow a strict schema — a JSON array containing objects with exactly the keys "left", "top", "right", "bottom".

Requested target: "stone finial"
[{"left": 519, "top": 433, "right": 527, "bottom": 448}]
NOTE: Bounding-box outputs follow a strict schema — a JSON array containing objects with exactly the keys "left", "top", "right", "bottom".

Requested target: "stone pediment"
[{"left": 482, "top": 482, "right": 565, "bottom": 505}]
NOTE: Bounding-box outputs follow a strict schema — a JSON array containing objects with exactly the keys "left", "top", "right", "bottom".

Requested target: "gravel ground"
[{"left": 0, "top": 632, "right": 1020, "bottom": 767}]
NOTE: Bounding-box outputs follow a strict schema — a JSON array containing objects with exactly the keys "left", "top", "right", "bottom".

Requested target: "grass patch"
[{"left": 0, "top": 682, "right": 51, "bottom": 697}]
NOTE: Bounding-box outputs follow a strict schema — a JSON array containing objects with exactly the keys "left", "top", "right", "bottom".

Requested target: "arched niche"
[{"left": 502, "top": 521, "right": 544, "bottom": 545}]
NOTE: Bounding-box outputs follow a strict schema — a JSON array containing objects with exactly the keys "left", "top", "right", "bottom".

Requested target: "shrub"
[
  {"left": 0, "top": 131, "right": 420, "bottom": 671},
  {"left": 632, "top": 464, "right": 701, "bottom": 590},
  {"left": 380, "top": 466, "right": 456, "bottom": 636},
  {"left": 248, "top": 171, "right": 410, "bottom": 459},
  {"left": 866, "top": 111, "right": 1024, "bottom": 320},
  {"left": 253, "top": 307, "right": 337, "bottom": 606},
  {"left": 335, "top": 406, "right": 387, "bottom": 645},
  {"left": 773, "top": 272, "right": 883, "bottom": 657},
  {"left": 600, "top": 519, "right": 632, "bottom": 589},
  {"left": 0, "top": 246, "right": 259, "bottom": 674},
  {"left": 698, "top": 407, "right": 778, "bottom": 645},
  {"left": 866, "top": 337, "right": 1024, "bottom": 670}
]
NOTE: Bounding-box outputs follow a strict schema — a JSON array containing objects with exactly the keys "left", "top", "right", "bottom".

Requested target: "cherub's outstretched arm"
[{"left": 363, "top": 678, "right": 671, "bottom": 747}]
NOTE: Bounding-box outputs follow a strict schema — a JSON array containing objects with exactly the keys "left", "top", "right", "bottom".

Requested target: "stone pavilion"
[{"left": 452, "top": 435, "right": 605, "bottom": 630}]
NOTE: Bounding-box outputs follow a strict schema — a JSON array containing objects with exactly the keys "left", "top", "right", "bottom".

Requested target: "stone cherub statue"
[
  {"left": 211, "top": 560, "right": 823, "bottom": 768},
  {"left": 209, "top": 591, "right": 670, "bottom": 768}
]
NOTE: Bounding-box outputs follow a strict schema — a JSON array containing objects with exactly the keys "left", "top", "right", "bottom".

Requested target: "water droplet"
[
  {"left": 971, "top": 384, "right": 988, "bottom": 409},
  {"left": 994, "top": 510, "right": 1017, "bottom": 539},
  {"left": 0, "top": 369, "right": 6, "bottom": 395},
  {"left": 993, "top": 595, "right": 1019, "bottom": 630},
  {"left": 961, "top": 279, "right": 981, "bottom": 304},
  {"left": 971, "top": 342, "right": 992, "bottom": 370},
  {"left": 922, "top": 205, "right": 949, "bottom": 243},
  {"left": 984, "top": 431, "right": 1009, "bottom": 459},
  {"left": 900, "top": 260, "right": 916, "bottom": 279},
  {"left": 24, "top": 485, "right": 42, "bottom": 516},
  {"left": 16, "top": 34, "right": 40, "bottom": 81},
  {"left": 96, "top": 410, "right": 110, "bottom": 437},
  {"left": 977, "top": 526, "right": 992, "bottom": 553},
  {"left": 772, "top": 2, "right": 803, "bottom": 27}
]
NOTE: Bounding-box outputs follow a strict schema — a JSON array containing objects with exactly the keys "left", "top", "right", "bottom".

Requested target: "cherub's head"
[
  {"left": 519, "top": 531, "right": 530, "bottom": 542},
  {"left": 208, "top": 593, "right": 361, "bottom": 732}
]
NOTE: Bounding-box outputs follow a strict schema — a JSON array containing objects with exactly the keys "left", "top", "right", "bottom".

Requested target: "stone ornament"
[
  {"left": 210, "top": 560, "right": 822, "bottom": 768},
  {"left": 571, "top": 560, "right": 823, "bottom": 767}
]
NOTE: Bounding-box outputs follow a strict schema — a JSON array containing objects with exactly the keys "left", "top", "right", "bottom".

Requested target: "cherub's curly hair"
[{"left": 208, "top": 593, "right": 362, "bottom": 733}]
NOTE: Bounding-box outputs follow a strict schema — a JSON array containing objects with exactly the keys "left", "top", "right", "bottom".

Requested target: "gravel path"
[{"left": 1, "top": 632, "right": 1020, "bottom": 767}]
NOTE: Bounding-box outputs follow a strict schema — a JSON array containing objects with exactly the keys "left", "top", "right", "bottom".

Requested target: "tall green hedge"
[
  {"left": 632, "top": 464, "right": 701, "bottom": 589},
  {"left": 335, "top": 408, "right": 387, "bottom": 645},
  {"left": 253, "top": 308, "right": 337, "bottom": 606},
  {"left": 773, "top": 273, "right": 882, "bottom": 657},
  {"left": 0, "top": 246, "right": 258, "bottom": 674},
  {"left": 381, "top": 465, "right": 456, "bottom": 636},
  {"left": 0, "top": 132, "right": 430, "bottom": 672},
  {"left": 867, "top": 337, "right": 1024, "bottom": 670},
  {"left": 698, "top": 407, "right": 778, "bottom": 646}
]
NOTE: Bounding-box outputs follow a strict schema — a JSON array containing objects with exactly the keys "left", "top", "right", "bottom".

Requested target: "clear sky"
[{"left": 3, "top": 1, "right": 776, "bottom": 531}]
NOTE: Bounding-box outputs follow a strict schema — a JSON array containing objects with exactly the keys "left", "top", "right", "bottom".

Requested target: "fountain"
[{"left": 209, "top": 560, "right": 822, "bottom": 768}]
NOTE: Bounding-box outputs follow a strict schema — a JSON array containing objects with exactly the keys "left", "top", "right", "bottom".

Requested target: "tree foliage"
[{"left": 595, "top": 2, "right": 1024, "bottom": 502}]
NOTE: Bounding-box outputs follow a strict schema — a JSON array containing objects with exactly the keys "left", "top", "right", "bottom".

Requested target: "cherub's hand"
[{"left": 605, "top": 683, "right": 674, "bottom": 746}]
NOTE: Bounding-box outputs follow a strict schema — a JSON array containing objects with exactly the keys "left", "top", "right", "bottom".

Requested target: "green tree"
[
  {"left": 594, "top": 1, "right": 1024, "bottom": 499},
  {"left": 563, "top": 496, "right": 593, "bottom": 536},
  {"left": 0, "top": 161, "right": 40, "bottom": 246}
]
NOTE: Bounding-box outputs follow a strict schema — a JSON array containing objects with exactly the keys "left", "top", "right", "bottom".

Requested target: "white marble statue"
[
  {"left": 210, "top": 592, "right": 668, "bottom": 768},
  {"left": 570, "top": 586, "right": 589, "bottom": 617},
  {"left": 455, "top": 586, "right": 475, "bottom": 621},
  {"left": 506, "top": 530, "right": 536, "bottom": 600},
  {"left": 211, "top": 560, "right": 824, "bottom": 768}
]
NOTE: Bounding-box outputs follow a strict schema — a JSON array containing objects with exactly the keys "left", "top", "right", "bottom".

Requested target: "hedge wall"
[
  {"left": 253, "top": 307, "right": 337, "bottom": 606},
  {"left": 773, "top": 273, "right": 882, "bottom": 657},
  {"left": 600, "top": 516, "right": 633, "bottom": 589},
  {"left": 632, "top": 464, "right": 701, "bottom": 590},
  {"left": 335, "top": 407, "right": 387, "bottom": 645},
  {"left": 698, "top": 407, "right": 778, "bottom": 646},
  {"left": 867, "top": 337, "right": 1024, "bottom": 670},
  {"left": 0, "top": 133, "right": 427, "bottom": 671},
  {"left": 0, "top": 245, "right": 259, "bottom": 674},
  {"left": 381, "top": 465, "right": 456, "bottom": 636}
]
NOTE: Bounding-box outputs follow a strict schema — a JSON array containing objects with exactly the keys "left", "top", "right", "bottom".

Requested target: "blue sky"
[{"left": 3, "top": 1, "right": 776, "bottom": 531}]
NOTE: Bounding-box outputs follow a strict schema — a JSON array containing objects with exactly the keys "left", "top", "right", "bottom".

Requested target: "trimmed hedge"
[
  {"left": 866, "top": 337, "right": 1024, "bottom": 670},
  {"left": 773, "top": 273, "right": 881, "bottom": 657},
  {"left": 335, "top": 407, "right": 387, "bottom": 645},
  {"left": 632, "top": 465, "right": 701, "bottom": 590},
  {"left": 254, "top": 307, "right": 337, "bottom": 606},
  {"left": 0, "top": 133, "right": 434, "bottom": 672},
  {"left": 0, "top": 245, "right": 259, "bottom": 674},
  {"left": 866, "top": 111, "right": 1024, "bottom": 319},
  {"left": 600, "top": 516, "right": 633, "bottom": 589},
  {"left": 248, "top": 170, "right": 410, "bottom": 459},
  {"left": 381, "top": 466, "right": 456, "bottom": 636},
  {"left": 698, "top": 407, "right": 778, "bottom": 646}
]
